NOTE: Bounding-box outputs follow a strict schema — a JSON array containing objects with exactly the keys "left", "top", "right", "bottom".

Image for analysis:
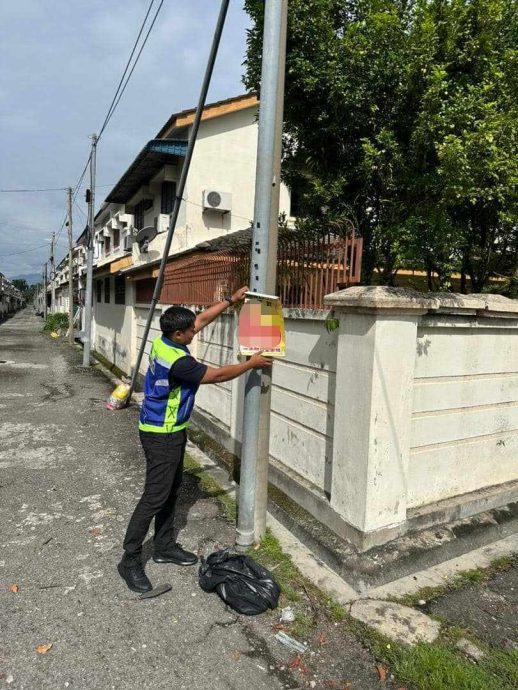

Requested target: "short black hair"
[{"left": 160, "top": 306, "right": 195, "bottom": 335}]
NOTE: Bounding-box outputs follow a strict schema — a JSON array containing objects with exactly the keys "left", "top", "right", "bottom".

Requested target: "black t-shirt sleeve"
[{"left": 169, "top": 356, "right": 208, "bottom": 387}]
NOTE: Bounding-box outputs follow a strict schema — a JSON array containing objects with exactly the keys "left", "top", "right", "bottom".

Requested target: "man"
[{"left": 118, "top": 286, "right": 272, "bottom": 593}]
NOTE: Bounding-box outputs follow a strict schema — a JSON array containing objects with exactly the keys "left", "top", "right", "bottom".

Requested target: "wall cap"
[{"left": 324, "top": 286, "right": 518, "bottom": 316}]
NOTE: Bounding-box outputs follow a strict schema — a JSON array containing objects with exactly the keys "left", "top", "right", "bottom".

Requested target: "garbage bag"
[{"left": 199, "top": 548, "right": 281, "bottom": 616}]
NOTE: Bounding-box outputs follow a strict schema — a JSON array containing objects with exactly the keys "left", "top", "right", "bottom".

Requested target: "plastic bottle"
[{"left": 106, "top": 383, "right": 130, "bottom": 410}]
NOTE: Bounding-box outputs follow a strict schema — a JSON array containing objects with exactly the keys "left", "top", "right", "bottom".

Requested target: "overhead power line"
[
  {"left": 99, "top": 0, "right": 165, "bottom": 137},
  {"left": 0, "top": 242, "right": 51, "bottom": 258},
  {"left": 71, "top": 0, "right": 163, "bottom": 205},
  {"left": 98, "top": 0, "right": 158, "bottom": 139},
  {"left": 0, "top": 187, "right": 68, "bottom": 193}
]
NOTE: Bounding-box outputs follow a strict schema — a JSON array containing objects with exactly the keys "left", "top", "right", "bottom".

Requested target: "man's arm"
[
  {"left": 194, "top": 286, "right": 249, "bottom": 333},
  {"left": 200, "top": 352, "right": 272, "bottom": 384}
]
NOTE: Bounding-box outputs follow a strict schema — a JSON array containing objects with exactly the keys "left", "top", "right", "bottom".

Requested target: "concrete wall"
[
  {"left": 93, "top": 277, "right": 135, "bottom": 375},
  {"left": 96, "top": 287, "right": 518, "bottom": 551},
  {"left": 409, "top": 315, "right": 518, "bottom": 508}
]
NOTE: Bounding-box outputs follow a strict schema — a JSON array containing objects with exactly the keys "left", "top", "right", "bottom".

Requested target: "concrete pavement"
[{"left": 0, "top": 310, "right": 297, "bottom": 689}]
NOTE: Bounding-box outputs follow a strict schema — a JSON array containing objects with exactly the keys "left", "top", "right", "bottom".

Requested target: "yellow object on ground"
[{"left": 106, "top": 383, "right": 130, "bottom": 410}]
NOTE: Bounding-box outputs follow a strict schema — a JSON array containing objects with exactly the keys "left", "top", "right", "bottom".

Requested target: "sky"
[{"left": 0, "top": 0, "right": 251, "bottom": 280}]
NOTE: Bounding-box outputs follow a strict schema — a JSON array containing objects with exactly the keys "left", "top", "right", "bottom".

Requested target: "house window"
[
  {"left": 161, "top": 181, "right": 176, "bottom": 214},
  {"left": 96, "top": 280, "right": 102, "bottom": 303},
  {"left": 104, "top": 277, "right": 111, "bottom": 303},
  {"left": 114, "top": 275, "right": 126, "bottom": 305},
  {"left": 134, "top": 200, "right": 146, "bottom": 230},
  {"left": 105, "top": 235, "right": 111, "bottom": 255},
  {"left": 135, "top": 278, "right": 155, "bottom": 303},
  {"left": 113, "top": 228, "right": 120, "bottom": 249}
]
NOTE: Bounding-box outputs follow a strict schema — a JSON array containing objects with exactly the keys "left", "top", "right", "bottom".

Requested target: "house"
[
  {"left": 0, "top": 274, "right": 23, "bottom": 317},
  {"left": 46, "top": 235, "right": 86, "bottom": 324},
  {"left": 91, "top": 94, "right": 293, "bottom": 374}
]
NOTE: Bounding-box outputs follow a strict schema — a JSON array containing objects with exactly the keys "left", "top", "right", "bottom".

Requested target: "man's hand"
[
  {"left": 231, "top": 286, "right": 249, "bottom": 304},
  {"left": 249, "top": 352, "right": 273, "bottom": 369}
]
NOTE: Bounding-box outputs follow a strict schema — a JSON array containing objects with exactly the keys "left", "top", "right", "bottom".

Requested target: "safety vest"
[{"left": 138, "top": 335, "right": 197, "bottom": 433}]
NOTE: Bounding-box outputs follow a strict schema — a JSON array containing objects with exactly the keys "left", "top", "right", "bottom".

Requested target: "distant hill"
[{"left": 10, "top": 273, "right": 42, "bottom": 286}]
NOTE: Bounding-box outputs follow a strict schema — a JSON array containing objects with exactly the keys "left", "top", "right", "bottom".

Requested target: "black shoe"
[
  {"left": 153, "top": 543, "right": 198, "bottom": 566},
  {"left": 117, "top": 559, "right": 153, "bottom": 593}
]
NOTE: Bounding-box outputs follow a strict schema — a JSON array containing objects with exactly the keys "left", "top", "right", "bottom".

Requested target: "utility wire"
[
  {"left": 97, "top": 0, "right": 157, "bottom": 139},
  {"left": 0, "top": 242, "right": 51, "bottom": 258},
  {"left": 100, "top": 0, "right": 165, "bottom": 136},
  {"left": 71, "top": 1, "right": 163, "bottom": 204},
  {"left": 0, "top": 186, "right": 68, "bottom": 193}
]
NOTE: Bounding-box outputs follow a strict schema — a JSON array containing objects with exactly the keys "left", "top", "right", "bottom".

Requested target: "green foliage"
[
  {"left": 243, "top": 0, "right": 518, "bottom": 293},
  {"left": 42, "top": 313, "right": 69, "bottom": 333}
]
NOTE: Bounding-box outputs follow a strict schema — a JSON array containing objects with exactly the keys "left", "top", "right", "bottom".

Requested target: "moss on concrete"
[{"left": 397, "top": 555, "right": 516, "bottom": 607}]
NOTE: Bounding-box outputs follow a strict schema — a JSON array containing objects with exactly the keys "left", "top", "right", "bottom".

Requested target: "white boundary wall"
[{"left": 107, "top": 288, "right": 518, "bottom": 550}]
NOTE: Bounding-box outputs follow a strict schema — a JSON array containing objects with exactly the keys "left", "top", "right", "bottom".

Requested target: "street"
[{"left": 0, "top": 310, "right": 295, "bottom": 689}]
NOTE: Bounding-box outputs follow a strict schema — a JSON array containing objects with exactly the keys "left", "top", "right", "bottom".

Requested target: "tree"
[{"left": 243, "top": 0, "right": 518, "bottom": 292}]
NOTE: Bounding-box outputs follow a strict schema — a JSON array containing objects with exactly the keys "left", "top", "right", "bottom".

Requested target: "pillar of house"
[{"left": 324, "top": 287, "right": 432, "bottom": 546}]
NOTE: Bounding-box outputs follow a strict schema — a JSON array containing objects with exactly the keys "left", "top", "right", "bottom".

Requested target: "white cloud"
[{"left": 0, "top": 0, "right": 251, "bottom": 276}]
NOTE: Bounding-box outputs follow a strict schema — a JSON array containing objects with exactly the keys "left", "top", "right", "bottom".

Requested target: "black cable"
[
  {"left": 0, "top": 186, "right": 67, "bottom": 193},
  {"left": 98, "top": 0, "right": 157, "bottom": 140},
  {"left": 0, "top": 243, "right": 51, "bottom": 258},
  {"left": 101, "top": 0, "right": 165, "bottom": 135}
]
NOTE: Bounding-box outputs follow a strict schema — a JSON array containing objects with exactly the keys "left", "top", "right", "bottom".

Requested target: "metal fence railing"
[{"left": 159, "top": 229, "right": 363, "bottom": 309}]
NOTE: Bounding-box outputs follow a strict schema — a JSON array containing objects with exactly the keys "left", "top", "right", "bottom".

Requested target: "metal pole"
[
  {"left": 126, "top": 0, "right": 230, "bottom": 401},
  {"left": 83, "top": 134, "right": 97, "bottom": 367},
  {"left": 236, "top": 0, "right": 288, "bottom": 551},
  {"left": 67, "top": 187, "right": 74, "bottom": 344},
  {"left": 50, "top": 232, "right": 55, "bottom": 314},
  {"left": 43, "top": 263, "right": 48, "bottom": 320}
]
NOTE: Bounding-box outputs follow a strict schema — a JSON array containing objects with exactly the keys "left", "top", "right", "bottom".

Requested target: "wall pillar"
[{"left": 324, "top": 287, "right": 430, "bottom": 544}]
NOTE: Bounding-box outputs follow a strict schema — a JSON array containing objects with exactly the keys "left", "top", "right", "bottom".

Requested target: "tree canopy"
[{"left": 243, "top": 0, "right": 518, "bottom": 293}]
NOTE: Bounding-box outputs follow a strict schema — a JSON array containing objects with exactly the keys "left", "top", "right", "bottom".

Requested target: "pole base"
[{"left": 235, "top": 529, "right": 254, "bottom": 554}]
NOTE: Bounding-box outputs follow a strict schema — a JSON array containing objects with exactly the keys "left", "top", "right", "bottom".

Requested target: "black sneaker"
[
  {"left": 117, "top": 559, "right": 153, "bottom": 593},
  {"left": 153, "top": 543, "right": 198, "bottom": 566}
]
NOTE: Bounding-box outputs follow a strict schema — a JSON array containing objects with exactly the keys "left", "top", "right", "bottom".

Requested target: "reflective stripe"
[
  {"left": 155, "top": 357, "right": 172, "bottom": 369},
  {"left": 139, "top": 420, "right": 190, "bottom": 434},
  {"left": 155, "top": 379, "right": 170, "bottom": 387}
]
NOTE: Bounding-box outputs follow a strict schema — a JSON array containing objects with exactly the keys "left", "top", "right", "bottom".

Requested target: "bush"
[{"left": 43, "top": 313, "right": 69, "bottom": 333}]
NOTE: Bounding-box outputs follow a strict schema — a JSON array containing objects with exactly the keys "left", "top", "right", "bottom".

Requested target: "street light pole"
[
  {"left": 43, "top": 263, "right": 48, "bottom": 320},
  {"left": 67, "top": 187, "right": 74, "bottom": 345},
  {"left": 50, "top": 232, "right": 56, "bottom": 314},
  {"left": 82, "top": 134, "right": 97, "bottom": 367},
  {"left": 236, "top": 0, "right": 288, "bottom": 551}
]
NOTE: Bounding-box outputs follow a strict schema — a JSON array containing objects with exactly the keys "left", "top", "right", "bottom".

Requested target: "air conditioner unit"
[
  {"left": 202, "top": 189, "right": 232, "bottom": 213},
  {"left": 102, "top": 228, "right": 111, "bottom": 238},
  {"left": 123, "top": 235, "right": 133, "bottom": 252}
]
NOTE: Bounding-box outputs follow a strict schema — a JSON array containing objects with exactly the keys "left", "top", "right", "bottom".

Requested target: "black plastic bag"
[{"left": 199, "top": 548, "right": 281, "bottom": 616}]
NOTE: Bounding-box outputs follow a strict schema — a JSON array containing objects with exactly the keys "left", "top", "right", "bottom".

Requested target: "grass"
[
  {"left": 182, "top": 448, "right": 518, "bottom": 689},
  {"left": 397, "top": 555, "right": 516, "bottom": 606},
  {"left": 183, "top": 452, "right": 237, "bottom": 523},
  {"left": 42, "top": 312, "right": 69, "bottom": 333}
]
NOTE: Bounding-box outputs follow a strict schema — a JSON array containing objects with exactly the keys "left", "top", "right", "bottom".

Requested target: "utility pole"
[
  {"left": 43, "top": 263, "right": 48, "bottom": 320},
  {"left": 50, "top": 232, "right": 56, "bottom": 314},
  {"left": 67, "top": 187, "right": 74, "bottom": 344},
  {"left": 236, "top": 0, "right": 288, "bottom": 551},
  {"left": 82, "top": 134, "right": 97, "bottom": 367},
  {"left": 126, "top": 0, "right": 230, "bottom": 402}
]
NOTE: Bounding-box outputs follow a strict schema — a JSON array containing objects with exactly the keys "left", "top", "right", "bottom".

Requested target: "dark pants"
[{"left": 122, "top": 429, "right": 187, "bottom": 562}]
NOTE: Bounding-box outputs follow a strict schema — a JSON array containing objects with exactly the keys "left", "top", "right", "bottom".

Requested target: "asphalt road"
[{"left": 0, "top": 310, "right": 297, "bottom": 690}]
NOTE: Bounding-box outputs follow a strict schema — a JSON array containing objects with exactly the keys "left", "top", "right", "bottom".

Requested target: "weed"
[{"left": 43, "top": 313, "right": 68, "bottom": 333}]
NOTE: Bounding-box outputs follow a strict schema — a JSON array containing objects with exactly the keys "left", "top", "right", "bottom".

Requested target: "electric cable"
[
  {"left": 0, "top": 242, "right": 51, "bottom": 258},
  {"left": 97, "top": 0, "right": 157, "bottom": 140},
  {"left": 0, "top": 186, "right": 67, "bottom": 193},
  {"left": 100, "top": 0, "right": 165, "bottom": 136}
]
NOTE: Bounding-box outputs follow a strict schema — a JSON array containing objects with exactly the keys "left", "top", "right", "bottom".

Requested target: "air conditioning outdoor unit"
[
  {"left": 123, "top": 235, "right": 133, "bottom": 252},
  {"left": 102, "top": 228, "right": 111, "bottom": 238},
  {"left": 202, "top": 189, "right": 232, "bottom": 213}
]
